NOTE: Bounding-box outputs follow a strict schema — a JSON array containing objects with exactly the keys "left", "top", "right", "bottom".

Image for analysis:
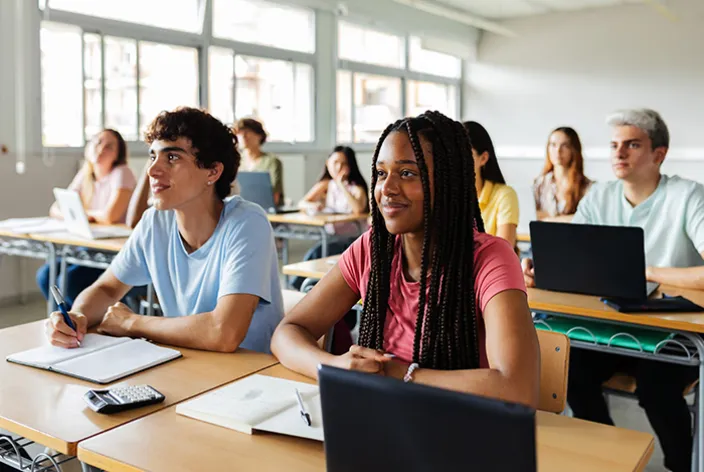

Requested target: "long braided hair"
[{"left": 358, "top": 111, "right": 485, "bottom": 370}]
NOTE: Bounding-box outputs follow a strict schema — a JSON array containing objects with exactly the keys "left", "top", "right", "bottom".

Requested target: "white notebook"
[
  {"left": 176, "top": 374, "right": 323, "bottom": 441},
  {"left": 6, "top": 334, "right": 182, "bottom": 384}
]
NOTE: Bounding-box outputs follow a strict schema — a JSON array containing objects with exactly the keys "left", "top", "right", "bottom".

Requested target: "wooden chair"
[{"left": 537, "top": 329, "right": 570, "bottom": 413}]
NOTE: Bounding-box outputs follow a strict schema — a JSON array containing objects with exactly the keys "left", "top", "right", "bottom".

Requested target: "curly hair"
[{"left": 144, "top": 107, "right": 240, "bottom": 200}]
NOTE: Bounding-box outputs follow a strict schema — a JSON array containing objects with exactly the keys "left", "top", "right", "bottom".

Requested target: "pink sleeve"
[
  {"left": 67, "top": 169, "right": 85, "bottom": 192},
  {"left": 110, "top": 166, "right": 137, "bottom": 191},
  {"left": 338, "top": 231, "right": 371, "bottom": 297},
  {"left": 474, "top": 235, "right": 527, "bottom": 312}
]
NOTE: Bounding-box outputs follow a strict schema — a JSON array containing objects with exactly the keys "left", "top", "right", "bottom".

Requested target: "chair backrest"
[
  {"left": 281, "top": 289, "right": 330, "bottom": 351},
  {"left": 536, "top": 329, "right": 570, "bottom": 413}
]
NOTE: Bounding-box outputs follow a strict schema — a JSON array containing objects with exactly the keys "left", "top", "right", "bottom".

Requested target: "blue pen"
[{"left": 50, "top": 285, "right": 81, "bottom": 347}]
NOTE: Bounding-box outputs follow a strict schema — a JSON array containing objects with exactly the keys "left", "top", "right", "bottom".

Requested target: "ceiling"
[{"left": 434, "top": 0, "right": 645, "bottom": 19}]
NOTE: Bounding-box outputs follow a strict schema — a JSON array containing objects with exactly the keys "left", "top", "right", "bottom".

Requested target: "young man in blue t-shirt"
[
  {"left": 524, "top": 109, "right": 704, "bottom": 472},
  {"left": 45, "top": 107, "right": 284, "bottom": 354}
]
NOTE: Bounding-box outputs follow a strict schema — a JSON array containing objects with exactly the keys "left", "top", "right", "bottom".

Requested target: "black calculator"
[{"left": 84, "top": 385, "right": 165, "bottom": 414}]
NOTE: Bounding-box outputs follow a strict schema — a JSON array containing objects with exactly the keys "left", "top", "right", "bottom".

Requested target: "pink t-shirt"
[
  {"left": 338, "top": 229, "right": 526, "bottom": 368},
  {"left": 69, "top": 165, "right": 137, "bottom": 222}
]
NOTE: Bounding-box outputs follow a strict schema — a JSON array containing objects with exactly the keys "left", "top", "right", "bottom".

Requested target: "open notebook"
[
  {"left": 6, "top": 334, "right": 182, "bottom": 384},
  {"left": 176, "top": 374, "right": 323, "bottom": 441}
]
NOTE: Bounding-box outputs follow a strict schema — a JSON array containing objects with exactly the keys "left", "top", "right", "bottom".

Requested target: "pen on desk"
[
  {"left": 49, "top": 285, "right": 81, "bottom": 347},
  {"left": 295, "top": 388, "right": 312, "bottom": 427}
]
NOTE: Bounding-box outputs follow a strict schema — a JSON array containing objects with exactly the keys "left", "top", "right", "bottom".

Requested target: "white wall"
[{"left": 464, "top": 0, "right": 704, "bottom": 225}]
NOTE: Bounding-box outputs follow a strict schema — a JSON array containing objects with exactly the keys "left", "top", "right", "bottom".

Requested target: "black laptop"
[
  {"left": 237, "top": 171, "right": 299, "bottom": 214},
  {"left": 318, "top": 365, "right": 536, "bottom": 472},
  {"left": 530, "top": 221, "right": 660, "bottom": 301}
]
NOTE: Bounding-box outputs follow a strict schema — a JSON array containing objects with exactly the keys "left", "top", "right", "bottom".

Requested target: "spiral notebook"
[{"left": 6, "top": 334, "right": 182, "bottom": 384}]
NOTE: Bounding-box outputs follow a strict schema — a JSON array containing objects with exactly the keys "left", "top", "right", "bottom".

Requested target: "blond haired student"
[{"left": 37, "top": 129, "right": 136, "bottom": 307}]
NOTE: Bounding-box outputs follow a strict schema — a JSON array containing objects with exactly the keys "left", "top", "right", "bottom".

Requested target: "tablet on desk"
[{"left": 601, "top": 294, "right": 704, "bottom": 313}]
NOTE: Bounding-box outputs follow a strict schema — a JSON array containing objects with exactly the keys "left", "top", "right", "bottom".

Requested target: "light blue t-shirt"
[
  {"left": 573, "top": 174, "right": 704, "bottom": 269},
  {"left": 110, "top": 196, "right": 284, "bottom": 353}
]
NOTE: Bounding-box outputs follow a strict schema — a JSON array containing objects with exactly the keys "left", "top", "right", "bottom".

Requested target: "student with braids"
[{"left": 271, "top": 112, "right": 539, "bottom": 404}]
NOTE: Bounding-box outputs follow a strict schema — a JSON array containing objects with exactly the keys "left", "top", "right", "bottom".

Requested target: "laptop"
[
  {"left": 53, "top": 188, "right": 132, "bottom": 240},
  {"left": 530, "top": 221, "right": 659, "bottom": 301},
  {"left": 318, "top": 365, "right": 536, "bottom": 472},
  {"left": 237, "top": 172, "right": 299, "bottom": 214}
]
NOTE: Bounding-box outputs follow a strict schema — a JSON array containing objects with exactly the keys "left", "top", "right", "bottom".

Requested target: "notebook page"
[
  {"left": 256, "top": 389, "right": 323, "bottom": 441},
  {"left": 6, "top": 334, "right": 129, "bottom": 368},
  {"left": 52, "top": 339, "right": 181, "bottom": 383},
  {"left": 176, "top": 375, "right": 317, "bottom": 429}
]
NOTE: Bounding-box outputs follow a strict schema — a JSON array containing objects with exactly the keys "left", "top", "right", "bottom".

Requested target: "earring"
[{"left": 207, "top": 181, "right": 213, "bottom": 186}]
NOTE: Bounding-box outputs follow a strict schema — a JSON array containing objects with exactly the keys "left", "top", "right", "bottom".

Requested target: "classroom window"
[
  {"left": 336, "top": 71, "right": 353, "bottom": 143},
  {"left": 83, "top": 33, "right": 103, "bottom": 141},
  {"left": 407, "top": 81, "right": 458, "bottom": 119},
  {"left": 104, "top": 36, "right": 138, "bottom": 141},
  {"left": 40, "top": 22, "right": 83, "bottom": 147},
  {"left": 213, "top": 0, "right": 315, "bottom": 54},
  {"left": 353, "top": 74, "right": 401, "bottom": 143},
  {"left": 139, "top": 42, "right": 199, "bottom": 132},
  {"left": 408, "top": 37, "right": 462, "bottom": 79},
  {"left": 208, "top": 47, "right": 235, "bottom": 125},
  {"left": 229, "top": 55, "right": 313, "bottom": 143},
  {"left": 338, "top": 22, "right": 405, "bottom": 69},
  {"left": 46, "top": 0, "right": 203, "bottom": 33}
]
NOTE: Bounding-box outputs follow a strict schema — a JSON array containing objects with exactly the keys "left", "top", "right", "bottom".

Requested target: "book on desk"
[{"left": 6, "top": 334, "right": 182, "bottom": 384}]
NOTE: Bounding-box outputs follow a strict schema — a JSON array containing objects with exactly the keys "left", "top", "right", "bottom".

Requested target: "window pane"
[
  {"left": 336, "top": 71, "right": 352, "bottom": 143},
  {"left": 409, "top": 37, "right": 462, "bottom": 79},
  {"left": 208, "top": 47, "right": 234, "bottom": 125},
  {"left": 104, "top": 37, "right": 138, "bottom": 140},
  {"left": 407, "top": 81, "right": 458, "bottom": 119},
  {"left": 139, "top": 42, "right": 199, "bottom": 131},
  {"left": 235, "top": 56, "right": 313, "bottom": 142},
  {"left": 338, "top": 22, "right": 404, "bottom": 69},
  {"left": 84, "top": 33, "right": 102, "bottom": 140},
  {"left": 41, "top": 22, "right": 83, "bottom": 147},
  {"left": 213, "top": 0, "right": 315, "bottom": 53},
  {"left": 49, "top": 0, "right": 202, "bottom": 32},
  {"left": 353, "top": 74, "right": 401, "bottom": 143}
]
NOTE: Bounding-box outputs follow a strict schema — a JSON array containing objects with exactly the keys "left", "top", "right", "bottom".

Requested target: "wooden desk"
[
  {"left": 78, "top": 364, "right": 654, "bottom": 472},
  {"left": 281, "top": 256, "right": 339, "bottom": 279},
  {"left": 28, "top": 227, "right": 129, "bottom": 253},
  {"left": 518, "top": 232, "right": 531, "bottom": 243},
  {"left": 266, "top": 212, "right": 368, "bottom": 227},
  {"left": 529, "top": 286, "right": 704, "bottom": 333},
  {"left": 0, "top": 321, "right": 277, "bottom": 456}
]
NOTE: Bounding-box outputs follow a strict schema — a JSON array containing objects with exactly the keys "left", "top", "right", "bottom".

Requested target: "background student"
[
  {"left": 235, "top": 118, "right": 284, "bottom": 206},
  {"left": 36, "top": 129, "right": 137, "bottom": 307},
  {"left": 533, "top": 127, "right": 592, "bottom": 222},
  {"left": 272, "top": 111, "right": 539, "bottom": 405},
  {"left": 463, "top": 121, "right": 520, "bottom": 248},
  {"left": 44, "top": 107, "right": 284, "bottom": 354},
  {"left": 523, "top": 109, "right": 704, "bottom": 472},
  {"left": 291, "top": 146, "right": 369, "bottom": 290}
]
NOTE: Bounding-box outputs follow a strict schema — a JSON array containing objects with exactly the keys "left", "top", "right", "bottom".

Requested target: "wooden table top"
[
  {"left": 78, "top": 364, "right": 654, "bottom": 472},
  {"left": 518, "top": 232, "right": 531, "bottom": 243},
  {"left": 281, "top": 256, "right": 339, "bottom": 279},
  {"left": 28, "top": 228, "right": 129, "bottom": 252},
  {"left": 0, "top": 321, "right": 277, "bottom": 455},
  {"left": 529, "top": 286, "right": 704, "bottom": 333},
  {"left": 266, "top": 212, "right": 368, "bottom": 227}
]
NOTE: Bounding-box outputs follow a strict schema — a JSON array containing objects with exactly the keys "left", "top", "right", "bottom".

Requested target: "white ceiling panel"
[{"left": 435, "top": 0, "right": 645, "bottom": 19}]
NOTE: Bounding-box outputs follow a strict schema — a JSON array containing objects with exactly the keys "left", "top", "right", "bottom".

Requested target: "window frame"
[
  {"left": 336, "top": 20, "right": 462, "bottom": 148},
  {"left": 39, "top": 0, "right": 318, "bottom": 152}
]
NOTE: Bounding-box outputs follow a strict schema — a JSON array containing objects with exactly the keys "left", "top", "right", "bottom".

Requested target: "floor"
[{"left": 0, "top": 241, "right": 670, "bottom": 471}]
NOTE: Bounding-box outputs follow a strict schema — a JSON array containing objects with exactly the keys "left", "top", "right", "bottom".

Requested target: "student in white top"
[
  {"left": 523, "top": 109, "right": 704, "bottom": 472},
  {"left": 292, "top": 146, "right": 369, "bottom": 292},
  {"left": 44, "top": 107, "right": 284, "bottom": 354},
  {"left": 36, "top": 129, "right": 137, "bottom": 307}
]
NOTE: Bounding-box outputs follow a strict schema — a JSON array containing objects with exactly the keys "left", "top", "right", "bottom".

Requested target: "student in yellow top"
[
  {"left": 235, "top": 118, "right": 284, "bottom": 206},
  {"left": 463, "top": 121, "right": 519, "bottom": 248}
]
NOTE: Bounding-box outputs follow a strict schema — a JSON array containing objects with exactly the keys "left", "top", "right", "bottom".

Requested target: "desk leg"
[
  {"left": 320, "top": 230, "right": 328, "bottom": 258},
  {"left": 681, "top": 332, "right": 704, "bottom": 472},
  {"left": 59, "top": 246, "right": 69, "bottom": 297},
  {"left": 146, "top": 284, "right": 154, "bottom": 316},
  {"left": 46, "top": 243, "right": 57, "bottom": 316}
]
